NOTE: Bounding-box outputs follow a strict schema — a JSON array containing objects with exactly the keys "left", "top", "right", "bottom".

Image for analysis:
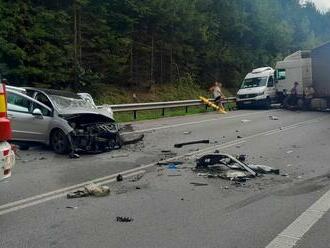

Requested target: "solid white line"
[
  {"left": 0, "top": 170, "right": 145, "bottom": 216},
  {"left": 0, "top": 115, "right": 324, "bottom": 216},
  {"left": 265, "top": 189, "right": 330, "bottom": 248},
  {"left": 121, "top": 110, "right": 279, "bottom": 134}
]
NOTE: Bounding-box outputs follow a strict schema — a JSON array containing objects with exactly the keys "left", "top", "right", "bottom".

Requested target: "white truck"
[
  {"left": 275, "top": 42, "right": 330, "bottom": 110},
  {"left": 236, "top": 67, "right": 276, "bottom": 109}
]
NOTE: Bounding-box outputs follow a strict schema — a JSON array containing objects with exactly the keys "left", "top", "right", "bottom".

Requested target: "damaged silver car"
[{"left": 6, "top": 87, "right": 121, "bottom": 154}]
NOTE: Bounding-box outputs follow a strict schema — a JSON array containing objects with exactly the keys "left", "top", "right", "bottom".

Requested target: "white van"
[{"left": 236, "top": 67, "right": 276, "bottom": 109}]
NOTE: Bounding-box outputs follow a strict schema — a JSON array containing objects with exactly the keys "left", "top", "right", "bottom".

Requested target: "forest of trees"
[{"left": 0, "top": 0, "right": 330, "bottom": 91}]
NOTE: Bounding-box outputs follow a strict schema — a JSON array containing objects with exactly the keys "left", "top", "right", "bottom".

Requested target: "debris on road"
[
  {"left": 157, "top": 161, "right": 183, "bottom": 166},
  {"left": 67, "top": 183, "right": 110, "bottom": 199},
  {"left": 116, "top": 174, "right": 123, "bottom": 182},
  {"left": 174, "top": 140, "right": 210, "bottom": 148},
  {"left": 69, "top": 152, "right": 80, "bottom": 159},
  {"left": 111, "top": 153, "right": 129, "bottom": 158},
  {"left": 129, "top": 173, "right": 144, "bottom": 182},
  {"left": 269, "top": 115, "right": 279, "bottom": 120},
  {"left": 167, "top": 163, "right": 178, "bottom": 170},
  {"left": 237, "top": 135, "right": 242, "bottom": 139},
  {"left": 196, "top": 153, "right": 257, "bottom": 177},
  {"left": 66, "top": 206, "right": 78, "bottom": 209},
  {"left": 241, "top": 119, "right": 251, "bottom": 123},
  {"left": 221, "top": 170, "right": 248, "bottom": 180},
  {"left": 286, "top": 150, "right": 293, "bottom": 154},
  {"left": 116, "top": 216, "right": 134, "bottom": 223},
  {"left": 84, "top": 183, "right": 111, "bottom": 197},
  {"left": 190, "top": 182, "right": 209, "bottom": 186},
  {"left": 195, "top": 153, "right": 281, "bottom": 183},
  {"left": 248, "top": 164, "right": 280, "bottom": 175},
  {"left": 120, "top": 134, "right": 144, "bottom": 145},
  {"left": 184, "top": 131, "right": 192, "bottom": 135},
  {"left": 67, "top": 190, "right": 89, "bottom": 199}
]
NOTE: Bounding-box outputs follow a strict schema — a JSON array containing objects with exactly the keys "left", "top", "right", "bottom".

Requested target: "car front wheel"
[{"left": 50, "top": 129, "right": 70, "bottom": 154}]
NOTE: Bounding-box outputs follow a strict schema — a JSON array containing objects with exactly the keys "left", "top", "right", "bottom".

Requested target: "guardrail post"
[
  {"left": 162, "top": 108, "right": 165, "bottom": 117},
  {"left": 185, "top": 106, "right": 188, "bottom": 113},
  {"left": 133, "top": 110, "right": 137, "bottom": 120}
]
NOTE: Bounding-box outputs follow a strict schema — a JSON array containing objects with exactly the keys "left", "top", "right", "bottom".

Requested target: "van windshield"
[{"left": 241, "top": 77, "right": 268, "bottom": 89}]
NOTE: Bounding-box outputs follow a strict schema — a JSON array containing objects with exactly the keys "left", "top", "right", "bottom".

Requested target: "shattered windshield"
[
  {"left": 241, "top": 76, "right": 268, "bottom": 89},
  {"left": 49, "top": 94, "right": 95, "bottom": 111}
]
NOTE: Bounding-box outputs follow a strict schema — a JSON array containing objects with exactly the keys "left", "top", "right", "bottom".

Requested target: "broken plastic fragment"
[{"left": 248, "top": 164, "right": 280, "bottom": 175}]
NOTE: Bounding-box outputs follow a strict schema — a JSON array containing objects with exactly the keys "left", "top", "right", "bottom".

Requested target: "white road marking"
[
  {"left": 265, "top": 190, "right": 330, "bottom": 248},
  {"left": 0, "top": 170, "right": 146, "bottom": 216},
  {"left": 121, "top": 110, "right": 279, "bottom": 134},
  {"left": 0, "top": 116, "right": 326, "bottom": 217}
]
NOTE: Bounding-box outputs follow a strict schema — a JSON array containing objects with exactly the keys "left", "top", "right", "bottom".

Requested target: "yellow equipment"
[{"left": 199, "top": 96, "right": 227, "bottom": 114}]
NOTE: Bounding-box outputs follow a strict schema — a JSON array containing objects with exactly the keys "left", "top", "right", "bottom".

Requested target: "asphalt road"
[{"left": 1, "top": 109, "right": 330, "bottom": 248}]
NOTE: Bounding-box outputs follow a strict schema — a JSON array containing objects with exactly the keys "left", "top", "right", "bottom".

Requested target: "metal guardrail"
[{"left": 109, "top": 97, "right": 236, "bottom": 119}]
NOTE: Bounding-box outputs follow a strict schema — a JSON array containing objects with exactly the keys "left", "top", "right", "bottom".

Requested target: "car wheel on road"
[{"left": 50, "top": 129, "right": 70, "bottom": 154}]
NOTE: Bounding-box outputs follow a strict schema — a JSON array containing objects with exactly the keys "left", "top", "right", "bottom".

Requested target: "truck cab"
[
  {"left": 275, "top": 51, "right": 311, "bottom": 102},
  {"left": 236, "top": 67, "right": 275, "bottom": 109}
]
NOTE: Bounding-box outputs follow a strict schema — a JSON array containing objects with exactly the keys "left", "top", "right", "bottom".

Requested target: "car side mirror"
[{"left": 32, "top": 108, "right": 43, "bottom": 118}]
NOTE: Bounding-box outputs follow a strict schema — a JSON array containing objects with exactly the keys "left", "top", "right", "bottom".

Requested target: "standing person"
[
  {"left": 209, "top": 81, "right": 226, "bottom": 109},
  {"left": 303, "top": 86, "right": 315, "bottom": 109},
  {"left": 289, "top": 81, "right": 299, "bottom": 106}
]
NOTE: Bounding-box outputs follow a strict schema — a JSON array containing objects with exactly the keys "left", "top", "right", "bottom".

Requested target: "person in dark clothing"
[{"left": 289, "top": 82, "right": 299, "bottom": 106}]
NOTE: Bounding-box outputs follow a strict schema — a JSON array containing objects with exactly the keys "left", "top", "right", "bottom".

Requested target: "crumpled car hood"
[{"left": 59, "top": 108, "right": 115, "bottom": 123}]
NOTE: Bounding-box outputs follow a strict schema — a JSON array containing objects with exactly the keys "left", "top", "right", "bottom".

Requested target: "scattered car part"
[
  {"left": 247, "top": 164, "right": 280, "bottom": 175},
  {"left": 116, "top": 216, "right": 134, "bottom": 223},
  {"left": 157, "top": 161, "right": 183, "bottom": 166},
  {"left": 221, "top": 170, "right": 248, "bottom": 180},
  {"left": 269, "top": 115, "right": 279, "bottom": 120},
  {"left": 67, "top": 183, "right": 110, "bottom": 198},
  {"left": 67, "top": 190, "right": 89, "bottom": 199},
  {"left": 174, "top": 140, "right": 210, "bottom": 148},
  {"left": 84, "top": 183, "right": 110, "bottom": 197},
  {"left": 190, "top": 182, "right": 209, "bottom": 186},
  {"left": 196, "top": 153, "right": 257, "bottom": 177},
  {"left": 116, "top": 174, "right": 123, "bottom": 182},
  {"left": 69, "top": 152, "right": 80, "bottom": 159}
]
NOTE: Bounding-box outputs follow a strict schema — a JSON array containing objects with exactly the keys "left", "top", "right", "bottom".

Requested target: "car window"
[
  {"left": 35, "top": 93, "right": 53, "bottom": 109},
  {"left": 7, "top": 91, "right": 51, "bottom": 116},
  {"left": 7, "top": 92, "right": 31, "bottom": 113}
]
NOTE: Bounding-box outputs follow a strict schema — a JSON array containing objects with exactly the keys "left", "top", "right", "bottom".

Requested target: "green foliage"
[{"left": 0, "top": 0, "right": 329, "bottom": 92}]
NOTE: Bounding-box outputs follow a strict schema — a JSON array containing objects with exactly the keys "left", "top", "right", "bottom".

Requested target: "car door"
[
  {"left": 266, "top": 76, "right": 276, "bottom": 99},
  {"left": 6, "top": 90, "right": 52, "bottom": 143}
]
